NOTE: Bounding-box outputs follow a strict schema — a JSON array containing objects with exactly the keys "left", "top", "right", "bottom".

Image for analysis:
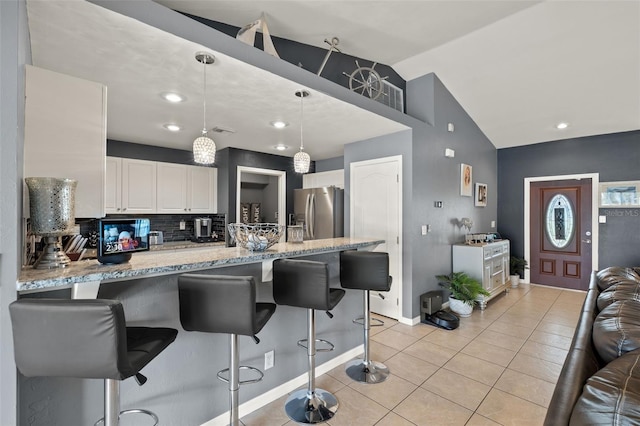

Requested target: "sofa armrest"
[{"left": 544, "top": 272, "right": 601, "bottom": 426}]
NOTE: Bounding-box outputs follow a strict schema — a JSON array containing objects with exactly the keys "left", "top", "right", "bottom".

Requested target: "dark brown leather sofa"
[{"left": 544, "top": 267, "right": 640, "bottom": 425}]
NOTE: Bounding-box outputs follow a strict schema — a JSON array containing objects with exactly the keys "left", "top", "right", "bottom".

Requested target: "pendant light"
[
  {"left": 193, "top": 52, "right": 216, "bottom": 165},
  {"left": 293, "top": 90, "right": 311, "bottom": 173}
]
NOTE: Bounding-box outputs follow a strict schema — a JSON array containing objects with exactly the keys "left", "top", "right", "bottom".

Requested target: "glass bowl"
[{"left": 227, "top": 223, "right": 284, "bottom": 251}]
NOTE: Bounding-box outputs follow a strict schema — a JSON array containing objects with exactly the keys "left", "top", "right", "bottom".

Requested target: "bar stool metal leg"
[
  {"left": 96, "top": 379, "right": 159, "bottom": 426},
  {"left": 345, "top": 290, "right": 389, "bottom": 384},
  {"left": 229, "top": 333, "right": 240, "bottom": 426},
  {"left": 105, "top": 379, "right": 119, "bottom": 426},
  {"left": 284, "top": 308, "right": 339, "bottom": 424}
]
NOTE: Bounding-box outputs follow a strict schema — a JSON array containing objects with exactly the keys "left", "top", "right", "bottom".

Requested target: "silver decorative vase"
[{"left": 25, "top": 177, "right": 77, "bottom": 269}]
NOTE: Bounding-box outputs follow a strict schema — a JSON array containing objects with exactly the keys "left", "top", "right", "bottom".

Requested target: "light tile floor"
[{"left": 241, "top": 283, "right": 586, "bottom": 426}]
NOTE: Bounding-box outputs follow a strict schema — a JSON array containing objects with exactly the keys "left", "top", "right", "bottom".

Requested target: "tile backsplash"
[{"left": 77, "top": 213, "right": 227, "bottom": 245}]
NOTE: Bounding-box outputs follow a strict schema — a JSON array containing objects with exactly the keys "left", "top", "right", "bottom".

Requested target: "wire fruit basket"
[{"left": 228, "top": 223, "right": 284, "bottom": 251}]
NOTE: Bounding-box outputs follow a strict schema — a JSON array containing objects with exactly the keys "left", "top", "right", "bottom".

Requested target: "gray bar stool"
[
  {"left": 9, "top": 299, "right": 178, "bottom": 426},
  {"left": 178, "top": 274, "right": 276, "bottom": 426},
  {"left": 340, "top": 251, "right": 392, "bottom": 384},
  {"left": 273, "top": 258, "right": 345, "bottom": 424}
]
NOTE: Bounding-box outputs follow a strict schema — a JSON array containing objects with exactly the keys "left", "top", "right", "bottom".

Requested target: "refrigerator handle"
[
  {"left": 309, "top": 193, "right": 316, "bottom": 239},
  {"left": 305, "top": 193, "right": 312, "bottom": 239}
]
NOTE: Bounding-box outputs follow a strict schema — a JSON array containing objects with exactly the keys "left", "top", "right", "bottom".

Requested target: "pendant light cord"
[
  {"left": 299, "top": 92, "right": 304, "bottom": 150},
  {"left": 202, "top": 59, "right": 207, "bottom": 135}
]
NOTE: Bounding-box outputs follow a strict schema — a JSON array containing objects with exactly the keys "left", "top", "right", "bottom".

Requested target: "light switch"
[
  {"left": 599, "top": 215, "right": 607, "bottom": 223},
  {"left": 421, "top": 225, "right": 427, "bottom": 235}
]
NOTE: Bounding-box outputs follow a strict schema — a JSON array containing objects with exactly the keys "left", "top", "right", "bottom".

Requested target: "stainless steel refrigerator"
[{"left": 293, "top": 187, "right": 344, "bottom": 240}]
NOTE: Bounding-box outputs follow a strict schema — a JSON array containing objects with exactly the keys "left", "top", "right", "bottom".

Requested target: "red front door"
[{"left": 530, "top": 179, "right": 592, "bottom": 290}]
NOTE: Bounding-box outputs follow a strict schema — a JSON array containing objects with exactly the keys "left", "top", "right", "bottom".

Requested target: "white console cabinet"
[{"left": 453, "top": 240, "right": 510, "bottom": 309}]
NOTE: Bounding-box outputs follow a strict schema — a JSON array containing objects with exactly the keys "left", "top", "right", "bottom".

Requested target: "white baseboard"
[
  {"left": 201, "top": 345, "right": 364, "bottom": 426},
  {"left": 399, "top": 315, "right": 420, "bottom": 325}
]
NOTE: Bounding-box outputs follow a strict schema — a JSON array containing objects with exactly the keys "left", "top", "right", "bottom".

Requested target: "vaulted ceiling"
[{"left": 27, "top": 0, "right": 640, "bottom": 160}]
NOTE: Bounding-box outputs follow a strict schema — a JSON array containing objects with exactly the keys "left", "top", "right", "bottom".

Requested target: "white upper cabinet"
[
  {"left": 105, "top": 157, "right": 122, "bottom": 213},
  {"left": 187, "top": 165, "right": 216, "bottom": 213},
  {"left": 24, "top": 65, "right": 107, "bottom": 218},
  {"left": 157, "top": 162, "right": 188, "bottom": 213},
  {"left": 121, "top": 159, "right": 157, "bottom": 214},
  {"left": 303, "top": 169, "right": 344, "bottom": 189},
  {"left": 107, "top": 157, "right": 216, "bottom": 214}
]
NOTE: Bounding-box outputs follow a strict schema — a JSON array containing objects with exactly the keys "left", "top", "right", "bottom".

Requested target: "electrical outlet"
[
  {"left": 179, "top": 220, "right": 186, "bottom": 230},
  {"left": 264, "top": 350, "right": 274, "bottom": 370}
]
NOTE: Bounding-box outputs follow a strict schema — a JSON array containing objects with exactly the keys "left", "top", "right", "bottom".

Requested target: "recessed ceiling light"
[
  {"left": 163, "top": 123, "right": 182, "bottom": 132},
  {"left": 271, "top": 121, "right": 288, "bottom": 129},
  {"left": 274, "top": 144, "right": 289, "bottom": 151},
  {"left": 556, "top": 122, "right": 569, "bottom": 130},
  {"left": 161, "top": 92, "right": 185, "bottom": 103}
]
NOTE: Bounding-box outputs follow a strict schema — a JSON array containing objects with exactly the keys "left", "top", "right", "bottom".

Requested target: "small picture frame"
[
  {"left": 475, "top": 183, "right": 487, "bottom": 207},
  {"left": 460, "top": 163, "right": 472, "bottom": 197},
  {"left": 599, "top": 181, "right": 640, "bottom": 207}
]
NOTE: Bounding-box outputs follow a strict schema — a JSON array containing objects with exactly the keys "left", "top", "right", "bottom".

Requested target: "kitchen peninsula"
[
  {"left": 16, "top": 237, "right": 383, "bottom": 426},
  {"left": 18, "top": 237, "right": 382, "bottom": 293}
]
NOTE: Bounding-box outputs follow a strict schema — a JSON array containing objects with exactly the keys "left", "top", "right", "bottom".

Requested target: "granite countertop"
[
  {"left": 148, "top": 241, "right": 226, "bottom": 251},
  {"left": 18, "top": 238, "right": 383, "bottom": 293}
]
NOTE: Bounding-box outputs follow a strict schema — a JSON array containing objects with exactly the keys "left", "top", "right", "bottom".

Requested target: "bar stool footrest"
[
  {"left": 95, "top": 408, "right": 159, "bottom": 426},
  {"left": 352, "top": 316, "right": 385, "bottom": 327},
  {"left": 217, "top": 365, "right": 264, "bottom": 385},
  {"left": 297, "top": 338, "right": 335, "bottom": 352}
]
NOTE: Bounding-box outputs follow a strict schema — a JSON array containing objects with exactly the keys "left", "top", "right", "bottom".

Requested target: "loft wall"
[
  {"left": 179, "top": 12, "right": 406, "bottom": 107},
  {"left": 498, "top": 130, "right": 640, "bottom": 267}
]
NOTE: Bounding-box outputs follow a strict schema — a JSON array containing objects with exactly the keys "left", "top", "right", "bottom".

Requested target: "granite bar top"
[
  {"left": 18, "top": 238, "right": 383, "bottom": 293},
  {"left": 148, "top": 241, "right": 225, "bottom": 251}
]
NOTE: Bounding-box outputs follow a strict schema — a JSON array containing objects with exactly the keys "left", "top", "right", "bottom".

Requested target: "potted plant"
[
  {"left": 435, "top": 272, "right": 490, "bottom": 317},
  {"left": 509, "top": 256, "right": 528, "bottom": 288}
]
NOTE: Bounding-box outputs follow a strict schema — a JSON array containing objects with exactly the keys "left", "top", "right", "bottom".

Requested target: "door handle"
[
  {"left": 309, "top": 193, "right": 315, "bottom": 239},
  {"left": 582, "top": 239, "right": 591, "bottom": 244}
]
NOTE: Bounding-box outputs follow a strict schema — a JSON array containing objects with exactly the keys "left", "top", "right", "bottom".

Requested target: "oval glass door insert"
[{"left": 545, "top": 194, "right": 574, "bottom": 248}]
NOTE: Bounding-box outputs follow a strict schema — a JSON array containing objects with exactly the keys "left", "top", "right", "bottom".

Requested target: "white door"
[{"left": 351, "top": 156, "right": 402, "bottom": 320}]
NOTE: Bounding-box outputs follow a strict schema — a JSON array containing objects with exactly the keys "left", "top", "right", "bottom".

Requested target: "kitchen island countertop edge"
[{"left": 18, "top": 237, "right": 383, "bottom": 293}]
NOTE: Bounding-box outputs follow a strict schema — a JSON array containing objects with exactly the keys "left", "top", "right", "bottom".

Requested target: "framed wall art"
[
  {"left": 460, "top": 163, "right": 472, "bottom": 197},
  {"left": 475, "top": 183, "right": 487, "bottom": 207},
  {"left": 599, "top": 181, "right": 640, "bottom": 207}
]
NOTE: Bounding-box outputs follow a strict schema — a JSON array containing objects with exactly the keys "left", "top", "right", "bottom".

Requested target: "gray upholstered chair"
[
  {"left": 340, "top": 250, "right": 392, "bottom": 383},
  {"left": 272, "top": 258, "right": 345, "bottom": 424},
  {"left": 178, "top": 274, "right": 276, "bottom": 426},
  {"left": 9, "top": 298, "right": 178, "bottom": 426}
]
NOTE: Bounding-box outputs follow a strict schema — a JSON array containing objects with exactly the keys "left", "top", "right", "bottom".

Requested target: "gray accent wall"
[
  {"left": 344, "top": 74, "right": 498, "bottom": 320},
  {"left": 498, "top": 130, "right": 640, "bottom": 267},
  {"left": 1, "top": 0, "right": 27, "bottom": 423}
]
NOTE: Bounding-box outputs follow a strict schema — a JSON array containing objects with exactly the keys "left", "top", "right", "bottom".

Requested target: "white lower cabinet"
[{"left": 453, "top": 240, "right": 510, "bottom": 309}]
